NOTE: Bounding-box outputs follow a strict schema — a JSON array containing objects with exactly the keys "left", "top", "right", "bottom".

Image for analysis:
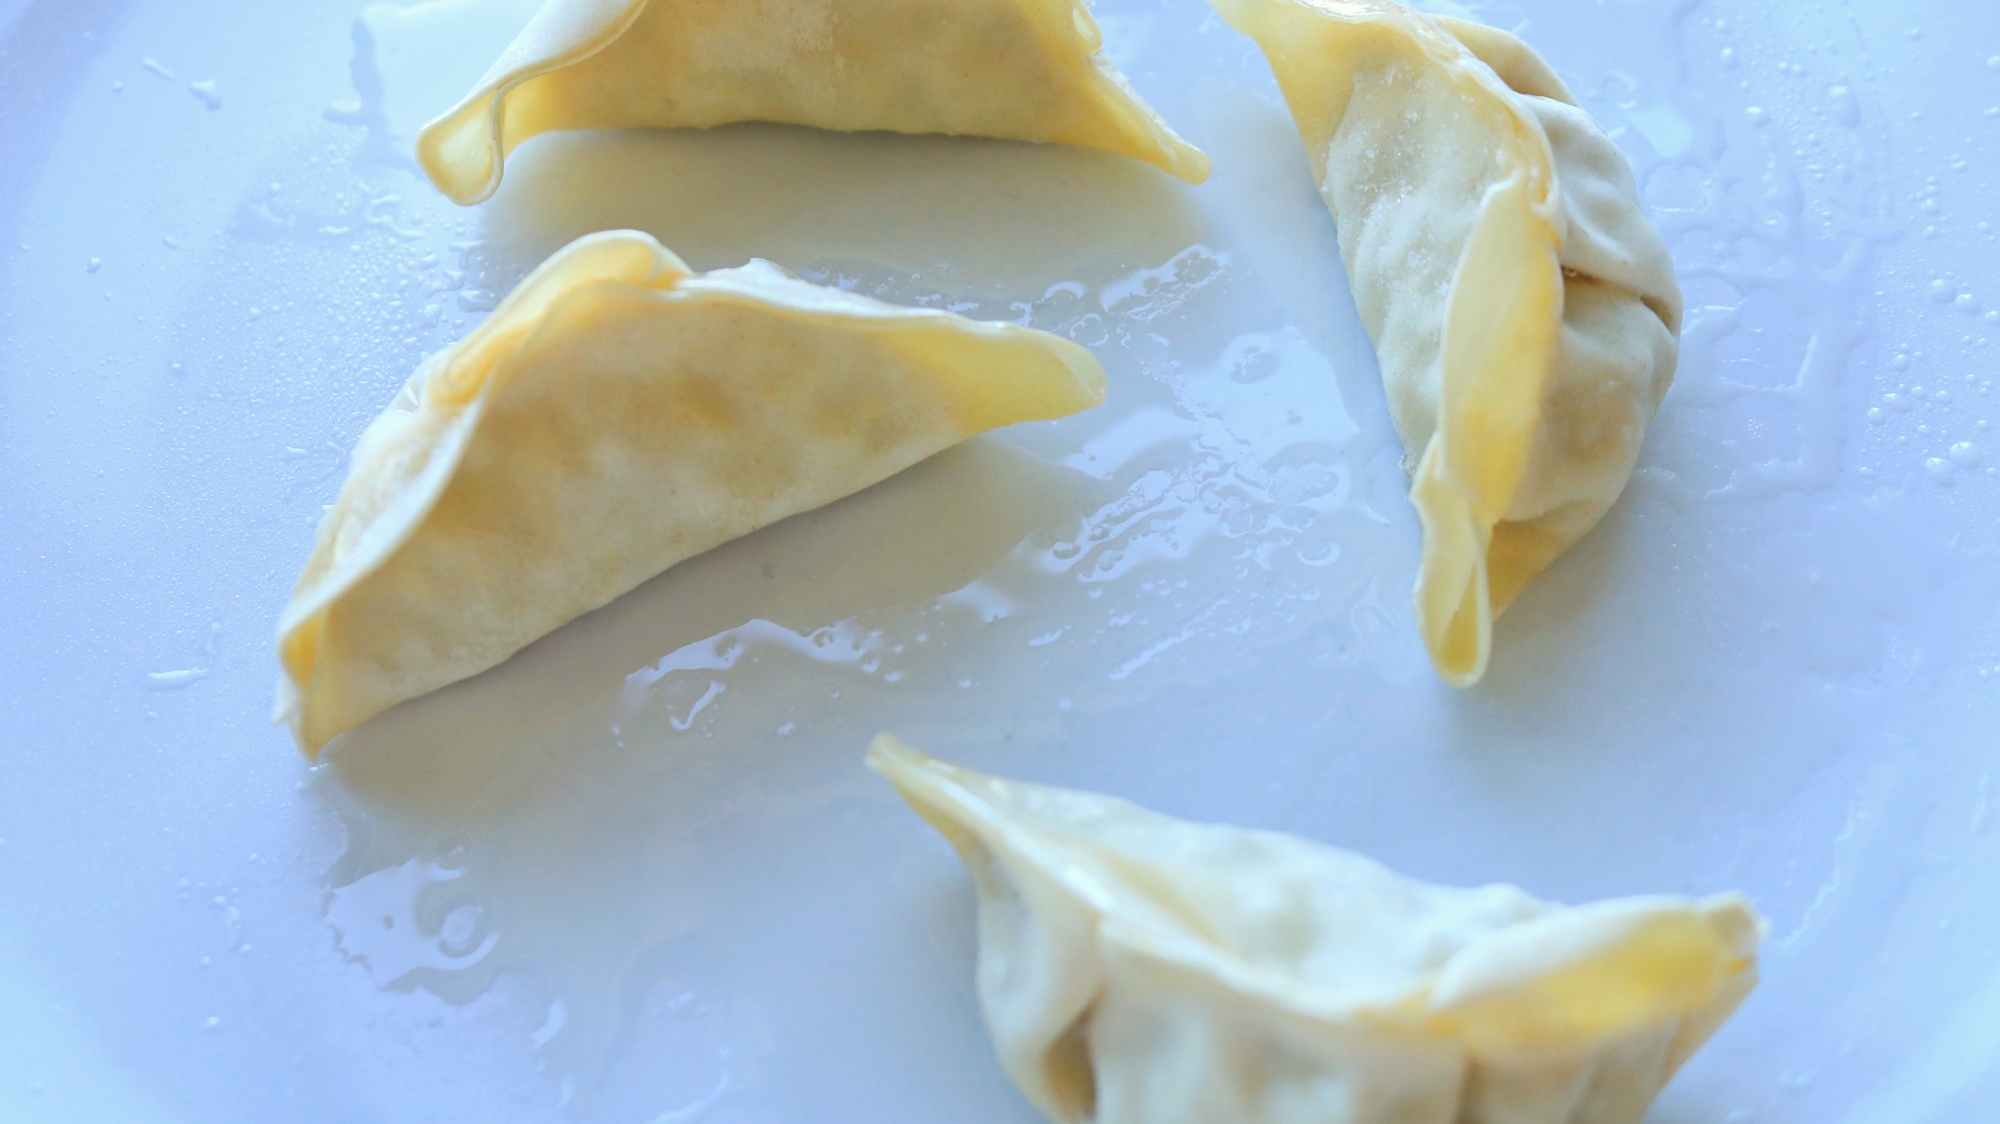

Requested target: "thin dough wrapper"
[
  {"left": 417, "top": 0, "right": 1211, "bottom": 205},
  {"left": 1207, "top": 0, "right": 1682, "bottom": 685},
  {"left": 274, "top": 231, "right": 1105, "bottom": 756},
  {"left": 870, "top": 736, "right": 1759, "bottom": 1124}
]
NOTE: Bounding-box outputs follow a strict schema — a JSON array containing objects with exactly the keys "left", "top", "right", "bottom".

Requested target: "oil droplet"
[
  {"left": 1926, "top": 457, "right": 1956, "bottom": 485},
  {"left": 145, "top": 668, "right": 208, "bottom": 690},
  {"left": 530, "top": 999, "right": 567, "bottom": 1049},
  {"left": 438, "top": 904, "right": 487, "bottom": 957},
  {"left": 1949, "top": 441, "right": 1983, "bottom": 467},
  {"left": 86, "top": 257, "right": 101, "bottom": 273}
]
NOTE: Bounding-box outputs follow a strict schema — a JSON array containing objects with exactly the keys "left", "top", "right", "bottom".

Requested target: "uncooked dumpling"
[
  {"left": 870, "top": 736, "right": 1759, "bottom": 1124},
  {"left": 417, "top": 0, "right": 1211, "bottom": 205},
  {"left": 274, "top": 231, "right": 1105, "bottom": 756},
  {"left": 1208, "top": 0, "right": 1683, "bottom": 686}
]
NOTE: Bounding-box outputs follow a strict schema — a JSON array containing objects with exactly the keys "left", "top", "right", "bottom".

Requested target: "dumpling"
[
  {"left": 1206, "top": 0, "right": 1683, "bottom": 686},
  {"left": 869, "top": 736, "right": 1760, "bottom": 1124},
  {"left": 416, "top": 0, "right": 1211, "bottom": 206},
  {"left": 274, "top": 231, "right": 1105, "bottom": 756}
]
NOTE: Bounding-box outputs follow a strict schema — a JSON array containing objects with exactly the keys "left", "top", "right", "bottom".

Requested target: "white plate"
[{"left": 4, "top": 0, "right": 1999, "bottom": 1120}]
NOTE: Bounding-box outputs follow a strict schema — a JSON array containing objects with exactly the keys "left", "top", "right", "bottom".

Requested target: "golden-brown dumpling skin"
[
  {"left": 1208, "top": 0, "right": 1682, "bottom": 685},
  {"left": 417, "top": 0, "right": 1211, "bottom": 205},
  {"left": 274, "top": 232, "right": 1106, "bottom": 756},
  {"left": 870, "top": 736, "right": 1760, "bottom": 1124}
]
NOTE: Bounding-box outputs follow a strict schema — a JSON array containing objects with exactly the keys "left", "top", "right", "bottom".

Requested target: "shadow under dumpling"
[
  {"left": 308, "top": 437, "right": 1093, "bottom": 1109},
  {"left": 317, "top": 435, "right": 1093, "bottom": 831},
  {"left": 474, "top": 124, "right": 1211, "bottom": 299}
]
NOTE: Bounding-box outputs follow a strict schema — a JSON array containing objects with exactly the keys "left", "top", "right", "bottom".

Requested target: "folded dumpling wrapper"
[
  {"left": 1208, "top": 0, "right": 1683, "bottom": 686},
  {"left": 274, "top": 231, "right": 1105, "bottom": 756},
  {"left": 417, "top": 0, "right": 1211, "bottom": 205},
  {"left": 870, "top": 736, "right": 1759, "bottom": 1124}
]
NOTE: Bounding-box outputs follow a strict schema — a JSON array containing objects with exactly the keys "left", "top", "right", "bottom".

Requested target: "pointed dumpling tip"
[
  {"left": 1424, "top": 893, "right": 1767, "bottom": 1061},
  {"left": 864, "top": 732, "right": 925, "bottom": 776}
]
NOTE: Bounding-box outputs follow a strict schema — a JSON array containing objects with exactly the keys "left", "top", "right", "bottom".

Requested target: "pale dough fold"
[
  {"left": 871, "top": 736, "right": 1759, "bottom": 1124},
  {"left": 417, "top": 0, "right": 1212, "bottom": 205},
  {"left": 274, "top": 231, "right": 1106, "bottom": 756},
  {"left": 1208, "top": 0, "right": 1683, "bottom": 685}
]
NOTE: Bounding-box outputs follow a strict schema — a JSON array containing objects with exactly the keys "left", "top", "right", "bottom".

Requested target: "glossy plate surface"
[{"left": 3, "top": 0, "right": 1999, "bottom": 1120}]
